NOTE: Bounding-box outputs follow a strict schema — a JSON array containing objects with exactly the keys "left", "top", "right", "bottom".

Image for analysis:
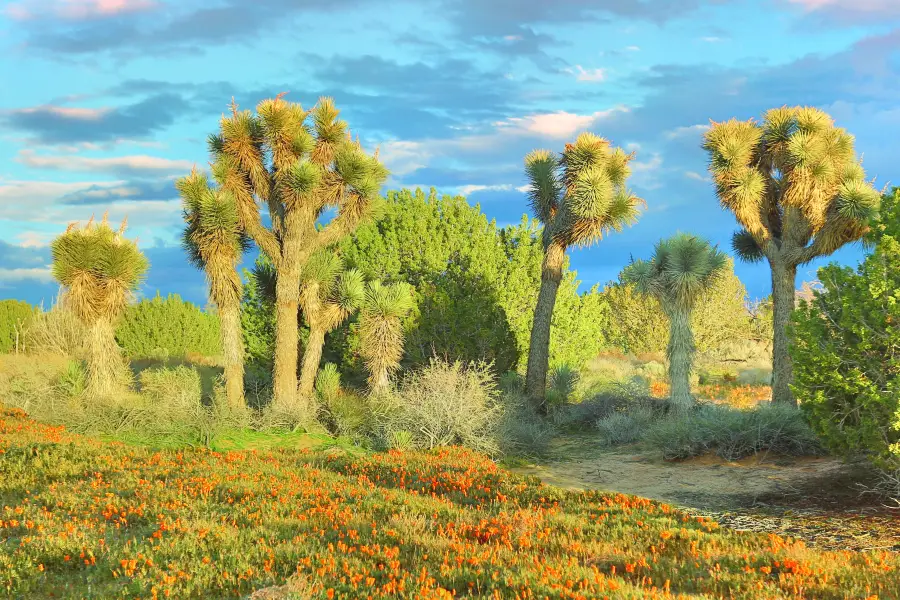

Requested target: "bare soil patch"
[{"left": 512, "top": 434, "right": 900, "bottom": 552}]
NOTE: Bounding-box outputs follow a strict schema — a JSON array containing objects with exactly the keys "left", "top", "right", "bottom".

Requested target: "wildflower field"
[{"left": 1, "top": 406, "right": 897, "bottom": 600}]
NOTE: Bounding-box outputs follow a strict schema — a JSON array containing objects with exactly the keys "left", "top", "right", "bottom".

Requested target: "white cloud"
[
  {"left": 15, "top": 231, "right": 51, "bottom": 248},
  {"left": 701, "top": 36, "right": 724, "bottom": 43},
  {"left": 629, "top": 153, "right": 664, "bottom": 190},
  {"left": 563, "top": 65, "right": 607, "bottom": 82},
  {"left": 377, "top": 140, "right": 431, "bottom": 177},
  {"left": 516, "top": 184, "right": 531, "bottom": 193},
  {"left": 16, "top": 150, "right": 194, "bottom": 175},
  {"left": 684, "top": 171, "right": 711, "bottom": 183},
  {"left": 495, "top": 106, "right": 630, "bottom": 139},
  {"left": 625, "top": 45, "right": 641, "bottom": 51},
  {"left": 13, "top": 105, "right": 110, "bottom": 120},
  {"left": 786, "top": 0, "right": 897, "bottom": 9},
  {"left": 0, "top": 267, "right": 53, "bottom": 284},
  {"left": 455, "top": 184, "right": 513, "bottom": 196},
  {"left": 665, "top": 124, "right": 711, "bottom": 140}
]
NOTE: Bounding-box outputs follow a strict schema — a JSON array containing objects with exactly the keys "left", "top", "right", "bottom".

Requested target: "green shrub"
[
  {"left": 790, "top": 231, "right": 900, "bottom": 473},
  {"left": 496, "top": 390, "right": 556, "bottom": 456},
  {"left": 643, "top": 404, "right": 821, "bottom": 460},
  {"left": 54, "top": 361, "right": 87, "bottom": 398},
  {"left": 116, "top": 294, "right": 222, "bottom": 359},
  {"left": 595, "top": 406, "right": 657, "bottom": 446},
  {"left": 0, "top": 300, "right": 37, "bottom": 353},
  {"left": 546, "top": 364, "right": 580, "bottom": 406},
  {"left": 372, "top": 358, "right": 503, "bottom": 455}
]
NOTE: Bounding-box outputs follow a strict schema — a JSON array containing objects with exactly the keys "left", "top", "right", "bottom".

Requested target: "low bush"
[
  {"left": 116, "top": 294, "right": 222, "bottom": 359},
  {"left": 595, "top": 405, "right": 658, "bottom": 446},
  {"left": 372, "top": 358, "right": 503, "bottom": 455},
  {"left": 644, "top": 403, "right": 822, "bottom": 460},
  {"left": 22, "top": 306, "right": 85, "bottom": 357}
]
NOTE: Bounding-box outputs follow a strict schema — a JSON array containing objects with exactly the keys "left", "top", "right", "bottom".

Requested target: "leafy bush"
[
  {"left": 372, "top": 358, "right": 503, "bottom": 455},
  {"left": 330, "top": 189, "right": 612, "bottom": 375},
  {"left": 116, "top": 294, "right": 222, "bottom": 359},
  {"left": 790, "top": 229, "right": 900, "bottom": 473},
  {"left": 0, "top": 300, "right": 37, "bottom": 353},
  {"left": 643, "top": 404, "right": 821, "bottom": 460},
  {"left": 317, "top": 365, "right": 372, "bottom": 440},
  {"left": 546, "top": 364, "right": 580, "bottom": 405}
]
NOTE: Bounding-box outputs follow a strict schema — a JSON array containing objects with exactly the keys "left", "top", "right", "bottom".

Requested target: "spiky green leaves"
[
  {"left": 704, "top": 107, "right": 881, "bottom": 262},
  {"left": 524, "top": 150, "right": 562, "bottom": 224},
  {"left": 51, "top": 217, "right": 148, "bottom": 324},
  {"left": 623, "top": 233, "right": 728, "bottom": 313},
  {"left": 524, "top": 133, "right": 642, "bottom": 249},
  {"left": 732, "top": 229, "right": 765, "bottom": 263},
  {"left": 359, "top": 281, "right": 415, "bottom": 391}
]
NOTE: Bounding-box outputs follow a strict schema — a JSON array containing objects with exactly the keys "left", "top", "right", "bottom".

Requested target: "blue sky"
[{"left": 1, "top": 0, "right": 898, "bottom": 307}]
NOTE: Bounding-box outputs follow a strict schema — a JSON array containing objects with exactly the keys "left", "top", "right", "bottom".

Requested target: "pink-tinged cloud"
[
  {"left": 4, "top": 0, "right": 158, "bottom": 21},
  {"left": 16, "top": 150, "right": 193, "bottom": 175},
  {"left": 15, "top": 105, "right": 110, "bottom": 120},
  {"left": 784, "top": 0, "right": 900, "bottom": 18}
]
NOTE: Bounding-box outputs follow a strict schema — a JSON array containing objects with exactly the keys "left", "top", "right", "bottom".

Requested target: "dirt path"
[{"left": 511, "top": 435, "right": 900, "bottom": 552}]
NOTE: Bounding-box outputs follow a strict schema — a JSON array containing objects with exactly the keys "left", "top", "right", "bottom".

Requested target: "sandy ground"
[{"left": 511, "top": 435, "right": 900, "bottom": 552}]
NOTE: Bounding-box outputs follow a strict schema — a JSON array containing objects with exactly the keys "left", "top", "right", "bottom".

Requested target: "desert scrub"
[
  {"left": 371, "top": 358, "right": 503, "bottom": 455},
  {"left": 116, "top": 293, "right": 222, "bottom": 360},
  {"left": 644, "top": 403, "right": 822, "bottom": 461},
  {"left": 1, "top": 406, "right": 898, "bottom": 599}
]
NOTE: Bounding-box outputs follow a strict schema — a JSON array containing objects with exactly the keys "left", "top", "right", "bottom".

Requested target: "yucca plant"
[
  {"left": 703, "top": 106, "right": 882, "bottom": 405},
  {"left": 50, "top": 214, "right": 148, "bottom": 397},
  {"left": 297, "top": 252, "right": 365, "bottom": 396},
  {"left": 523, "top": 133, "right": 643, "bottom": 410},
  {"left": 623, "top": 233, "right": 728, "bottom": 411},
  {"left": 177, "top": 168, "right": 248, "bottom": 409},
  {"left": 207, "top": 95, "right": 388, "bottom": 411},
  {"left": 359, "top": 281, "right": 414, "bottom": 394}
]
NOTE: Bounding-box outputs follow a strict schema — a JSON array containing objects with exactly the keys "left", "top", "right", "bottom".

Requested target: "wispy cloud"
[
  {"left": 4, "top": 0, "right": 158, "bottom": 21},
  {"left": 495, "top": 107, "right": 630, "bottom": 139},
  {"left": 563, "top": 65, "right": 607, "bottom": 82},
  {"left": 16, "top": 150, "right": 193, "bottom": 177},
  {"left": 0, "top": 267, "right": 53, "bottom": 283}
]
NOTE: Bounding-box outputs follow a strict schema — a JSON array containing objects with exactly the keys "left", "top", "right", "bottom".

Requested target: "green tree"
[
  {"left": 116, "top": 293, "right": 221, "bottom": 358},
  {"left": 0, "top": 300, "right": 37, "bottom": 353},
  {"left": 703, "top": 106, "right": 881, "bottom": 405},
  {"left": 50, "top": 215, "right": 148, "bottom": 396},
  {"left": 523, "top": 133, "right": 643, "bottom": 408},
  {"left": 600, "top": 259, "right": 753, "bottom": 357},
  {"left": 359, "top": 281, "right": 414, "bottom": 393},
  {"left": 623, "top": 234, "right": 728, "bottom": 410},
  {"left": 207, "top": 95, "right": 387, "bottom": 412},
  {"left": 297, "top": 252, "right": 365, "bottom": 396},
  {"left": 177, "top": 168, "right": 248, "bottom": 409},
  {"left": 333, "top": 189, "right": 612, "bottom": 377}
]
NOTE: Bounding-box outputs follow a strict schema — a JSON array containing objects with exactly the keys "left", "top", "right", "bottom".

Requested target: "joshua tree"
[
  {"left": 703, "top": 106, "right": 881, "bottom": 405},
  {"left": 523, "top": 132, "right": 643, "bottom": 409},
  {"left": 177, "top": 168, "right": 248, "bottom": 409},
  {"left": 297, "top": 252, "right": 365, "bottom": 396},
  {"left": 208, "top": 95, "right": 387, "bottom": 411},
  {"left": 623, "top": 233, "right": 728, "bottom": 411},
  {"left": 359, "top": 281, "right": 414, "bottom": 394},
  {"left": 50, "top": 214, "right": 148, "bottom": 397}
]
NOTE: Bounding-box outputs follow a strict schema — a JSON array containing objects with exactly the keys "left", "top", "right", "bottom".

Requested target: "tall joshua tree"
[
  {"left": 703, "top": 106, "right": 881, "bottom": 406},
  {"left": 50, "top": 214, "right": 148, "bottom": 397},
  {"left": 623, "top": 233, "right": 728, "bottom": 411},
  {"left": 359, "top": 281, "right": 414, "bottom": 394},
  {"left": 523, "top": 132, "right": 643, "bottom": 409},
  {"left": 209, "top": 95, "right": 388, "bottom": 411},
  {"left": 177, "top": 168, "right": 248, "bottom": 409},
  {"left": 297, "top": 251, "right": 365, "bottom": 396}
]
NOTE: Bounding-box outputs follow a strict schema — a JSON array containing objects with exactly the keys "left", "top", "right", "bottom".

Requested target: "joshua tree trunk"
[
  {"left": 770, "top": 260, "right": 798, "bottom": 406},
  {"left": 525, "top": 241, "right": 566, "bottom": 411},
  {"left": 298, "top": 327, "right": 325, "bottom": 397},
  {"left": 85, "top": 318, "right": 129, "bottom": 398},
  {"left": 272, "top": 259, "right": 303, "bottom": 410},
  {"left": 218, "top": 301, "right": 245, "bottom": 410},
  {"left": 667, "top": 307, "right": 696, "bottom": 412},
  {"left": 370, "top": 369, "right": 390, "bottom": 396}
]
